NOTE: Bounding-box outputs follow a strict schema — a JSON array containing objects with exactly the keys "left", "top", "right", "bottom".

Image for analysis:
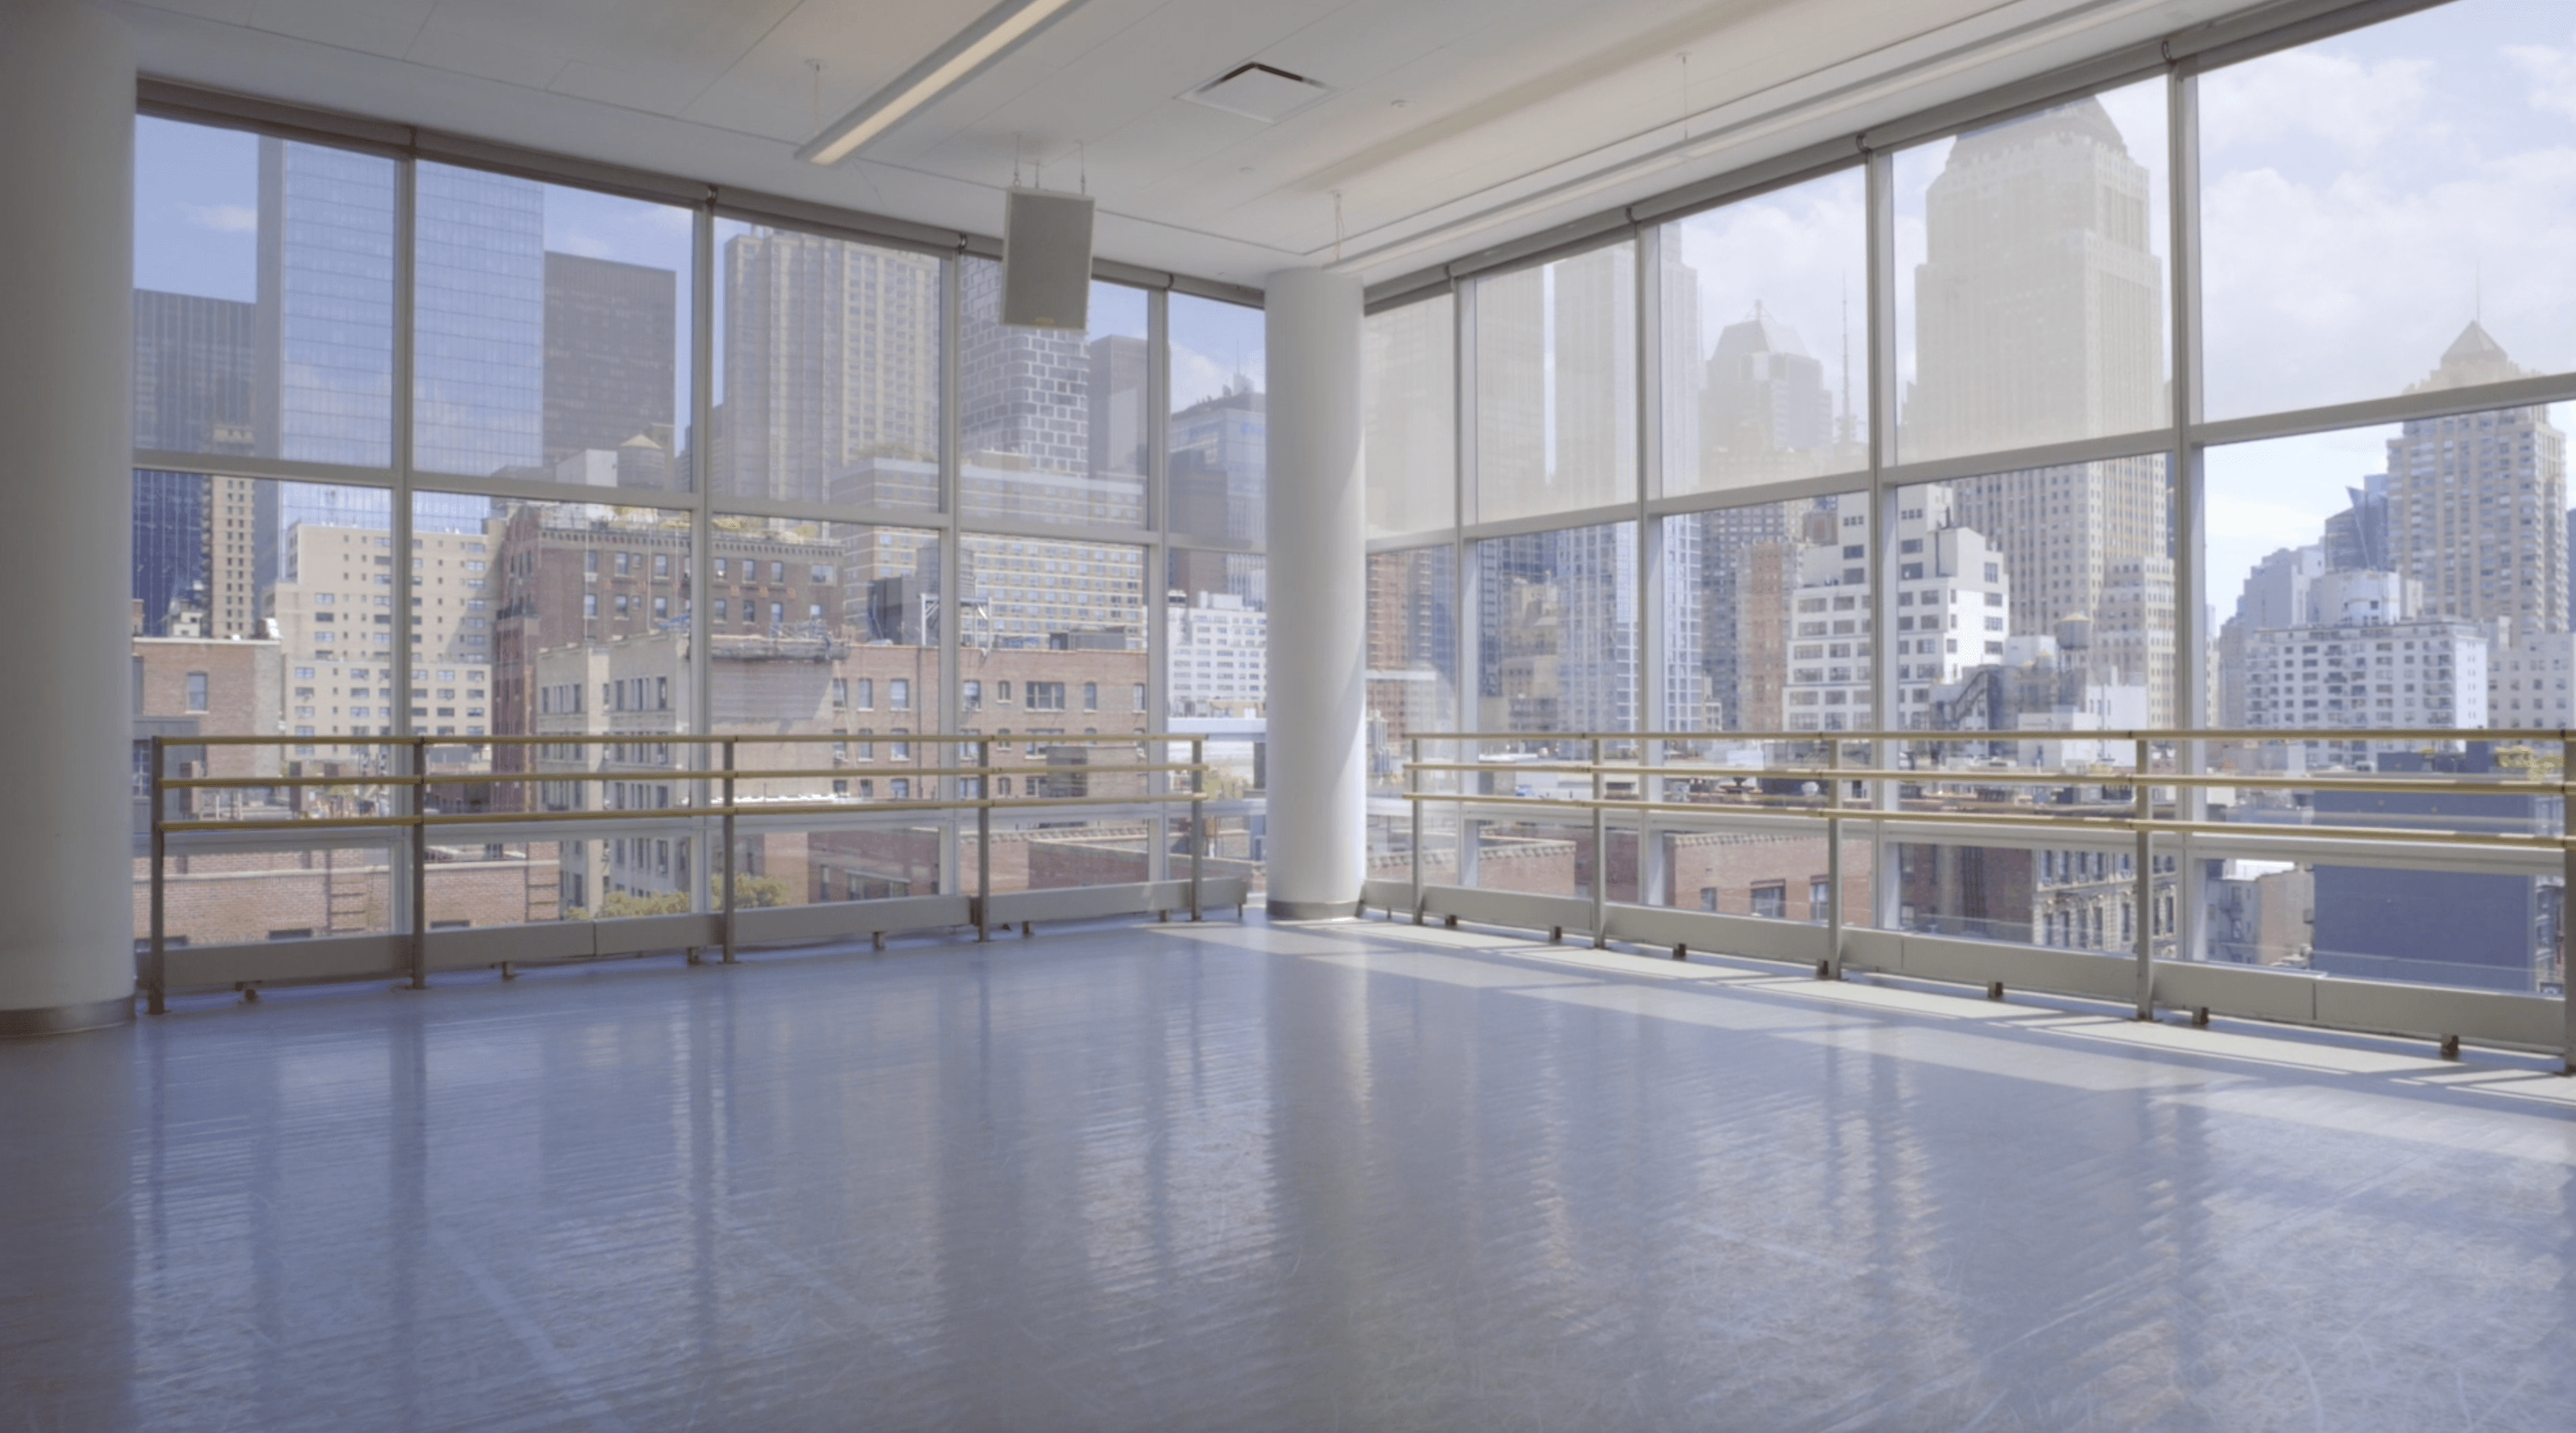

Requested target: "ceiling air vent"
[{"left": 1184, "top": 62, "right": 1330, "bottom": 123}]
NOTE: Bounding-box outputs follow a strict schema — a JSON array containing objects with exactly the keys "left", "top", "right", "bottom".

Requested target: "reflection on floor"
[{"left": 4, "top": 917, "right": 2573, "bottom": 1431}]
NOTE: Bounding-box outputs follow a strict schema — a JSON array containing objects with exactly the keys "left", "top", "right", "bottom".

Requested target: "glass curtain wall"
[
  {"left": 1359, "top": 0, "right": 2576, "bottom": 994},
  {"left": 131, "top": 114, "right": 1268, "bottom": 948}
]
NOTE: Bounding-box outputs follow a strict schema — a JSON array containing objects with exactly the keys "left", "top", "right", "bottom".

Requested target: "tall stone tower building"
[
  {"left": 1908, "top": 98, "right": 2174, "bottom": 720},
  {"left": 2385, "top": 323, "right": 2567, "bottom": 637},
  {"left": 718, "top": 228, "right": 941, "bottom": 503},
  {"left": 1906, "top": 97, "right": 2164, "bottom": 456}
]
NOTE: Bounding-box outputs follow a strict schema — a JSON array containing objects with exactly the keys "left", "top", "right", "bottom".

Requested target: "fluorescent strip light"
[{"left": 798, "top": 0, "right": 1085, "bottom": 166}]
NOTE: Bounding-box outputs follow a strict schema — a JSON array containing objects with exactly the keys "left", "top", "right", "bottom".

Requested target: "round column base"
[
  {"left": 0, "top": 995, "right": 134, "bottom": 1038},
  {"left": 1266, "top": 897, "right": 1361, "bottom": 921}
]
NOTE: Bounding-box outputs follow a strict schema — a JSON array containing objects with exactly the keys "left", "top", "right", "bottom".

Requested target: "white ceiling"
[{"left": 102, "top": 0, "right": 2281, "bottom": 291}]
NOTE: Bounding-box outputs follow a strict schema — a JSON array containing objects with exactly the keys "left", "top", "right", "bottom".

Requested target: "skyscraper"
[
  {"left": 1700, "top": 307, "right": 1833, "bottom": 479},
  {"left": 254, "top": 137, "right": 396, "bottom": 469},
  {"left": 718, "top": 230, "right": 941, "bottom": 502},
  {"left": 960, "top": 257, "right": 1089, "bottom": 472},
  {"left": 543, "top": 252, "right": 676, "bottom": 469},
  {"left": 1087, "top": 334, "right": 1148, "bottom": 481},
  {"left": 1169, "top": 376, "right": 1268, "bottom": 603},
  {"left": 253, "top": 142, "right": 495, "bottom": 596},
  {"left": 2322, "top": 475, "right": 2391, "bottom": 573},
  {"left": 2383, "top": 323, "right": 2567, "bottom": 637},
  {"left": 1906, "top": 98, "right": 2165, "bottom": 457},
  {"left": 412, "top": 163, "right": 546, "bottom": 480},
  {"left": 131, "top": 472, "right": 208, "bottom": 638},
  {"left": 1688, "top": 501, "right": 1794, "bottom": 729},
  {"left": 1910, "top": 100, "right": 2174, "bottom": 721},
  {"left": 132, "top": 291, "right": 262, "bottom": 637}
]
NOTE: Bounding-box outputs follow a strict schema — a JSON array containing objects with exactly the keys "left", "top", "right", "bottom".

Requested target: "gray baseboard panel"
[{"left": 0, "top": 994, "right": 135, "bottom": 1038}]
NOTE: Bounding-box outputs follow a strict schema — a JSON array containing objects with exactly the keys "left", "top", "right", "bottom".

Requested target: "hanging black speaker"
[{"left": 1001, "top": 187, "right": 1094, "bottom": 329}]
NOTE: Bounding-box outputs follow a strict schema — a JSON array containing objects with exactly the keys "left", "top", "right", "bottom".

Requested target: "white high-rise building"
[
  {"left": 264, "top": 522, "right": 502, "bottom": 751},
  {"left": 1167, "top": 591, "right": 1267, "bottom": 718},
  {"left": 1786, "top": 488, "right": 2010, "bottom": 731},
  {"left": 2240, "top": 570, "right": 2487, "bottom": 735}
]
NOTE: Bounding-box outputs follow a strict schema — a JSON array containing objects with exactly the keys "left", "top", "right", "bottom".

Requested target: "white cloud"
[
  {"left": 2200, "top": 48, "right": 2433, "bottom": 158},
  {"left": 182, "top": 203, "right": 257, "bottom": 234},
  {"left": 2504, "top": 40, "right": 2576, "bottom": 121},
  {"left": 2200, "top": 142, "right": 2576, "bottom": 416},
  {"left": 1171, "top": 344, "right": 1255, "bottom": 411},
  {"left": 551, "top": 232, "right": 616, "bottom": 260}
]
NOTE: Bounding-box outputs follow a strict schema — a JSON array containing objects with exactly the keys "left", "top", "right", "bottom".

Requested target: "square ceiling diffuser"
[{"left": 1184, "top": 62, "right": 1330, "bottom": 123}]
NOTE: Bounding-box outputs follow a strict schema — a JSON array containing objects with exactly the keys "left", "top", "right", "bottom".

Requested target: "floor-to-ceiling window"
[
  {"left": 131, "top": 112, "right": 1265, "bottom": 950},
  {"left": 1358, "top": 0, "right": 2576, "bottom": 995}
]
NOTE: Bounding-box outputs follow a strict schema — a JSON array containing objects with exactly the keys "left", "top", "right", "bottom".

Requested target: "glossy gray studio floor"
[{"left": 7, "top": 921, "right": 2575, "bottom": 1432}]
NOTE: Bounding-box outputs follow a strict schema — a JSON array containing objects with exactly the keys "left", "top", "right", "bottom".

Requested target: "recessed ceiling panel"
[{"left": 1185, "top": 63, "right": 1332, "bottom": 123}]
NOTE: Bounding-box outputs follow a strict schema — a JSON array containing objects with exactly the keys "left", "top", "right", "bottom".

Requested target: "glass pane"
[
  {"left": 1475, "top": 522, "right": 1637, "bottom": 735},
  {"left": 710, "top": 520, "right": 944, "bottom": 911},
  {"left": 140, "top": 837, "right": 401, "bottom": 950},
  {"left": 1895, "top": 80, "right": 2169, "bottom": 464},
  {"left": 959, "top": 532, "right": 1147, "bottom": 655},
  {"left": 134, "top": 471, "right": 268, "bottom": 641},
  {"left": 1366, "top": 546, "right": 1457, "bottom": 891},
  {"left": 2206, "top": 850, "right": 2553, "bottom": 994},
  {"left": 2208, "top": 405, "right": 2568, "bottom": 737},
  {"left": 1898, "top": 456, "right": 2176, "bottom": 731},
  {"left": 1473, "top": 243, "right": 1636, "bottom": 523},
  {"left": 1169, "top": 294, "right": 1265, "bottom": 546},
  {"left": 480, "top": 497, "right": 697, "bottom": 912},
  {"left": 1366, "top": 546, "right": 1457, "bottom": 785},
  {"left": 971, "top": 815, "right": 1166, "bottom": 896},
  {"left": 1662, "top": 831, "right": 1871, "bottom": 926},
  {"left": 959, "top": 263, "right": 1147, "bottom": 528},
  {"left": 1888, "top": 840, "right": 2169, "bottom": 960},
  {"left": 712, "top": 222, "right": 938, "bottom": 506},
  {"left": 129, "top": 473, "right": 410, "bottom": 948},
  {"left": 133, "top": 119, "right": 396, "bottom": 467},
  {"left": 1365, "top": 294, "right": 1456, "bottom": 538},
  {"left": 2203, "top": 0, "right": 2576, "bottom": 419},
  {"left": 414, "top": 494, "right": 685, "bottom": 911},
  {"left": 1665, "top": 493, "right": 1867, "bottom": 733},
  {"left": 1661, "top": 169, "right": 1867, "bottom": 496},
  {"left": 1168, "top": 549, "right": 1266, "bottom": 897},
  {"left": 958, "top": 531, "right": 1151, "bottom": 887},
  {"left": 413, "top": 166, "right": 693, "bottom": 489},
  {"left": 1165, "top": 550, "right": 1266, "bottom": 720}
]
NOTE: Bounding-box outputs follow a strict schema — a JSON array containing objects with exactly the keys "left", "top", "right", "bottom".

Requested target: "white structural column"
[
  {"left": 0, "top": 3, "right": 137, "bottom": 1033},
  {"left": 1262, "top": 269, "right": 1366, "bottom": 919}
]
